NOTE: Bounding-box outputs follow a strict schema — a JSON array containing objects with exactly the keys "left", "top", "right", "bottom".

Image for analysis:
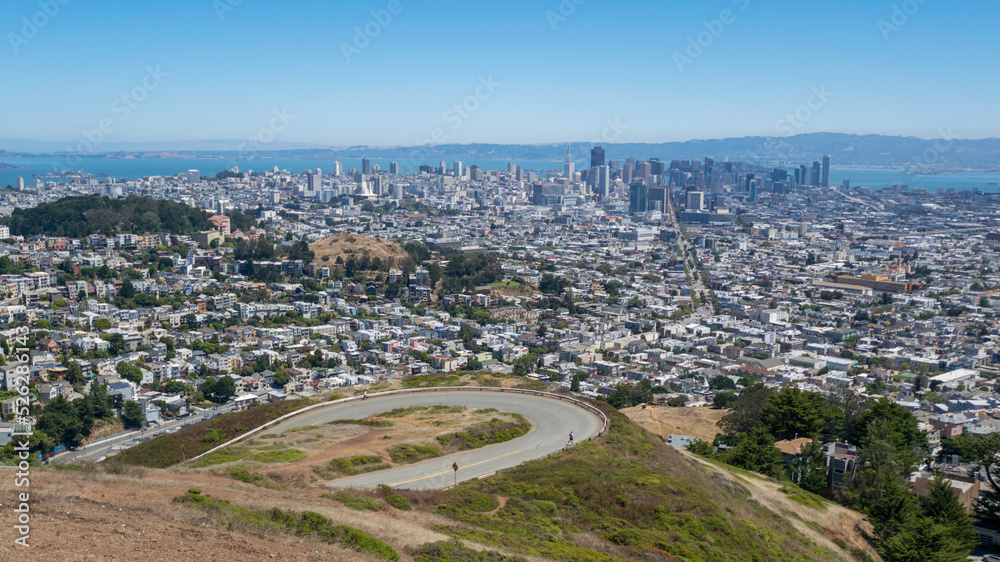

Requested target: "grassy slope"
[
  {"left": 92, "top": 387, "right": 875, "bottom": 560},
  {"left": 414, "top": 404, "right": 854, "bottom": 561},
  {"left": 109, "top": 398, "right": 316, "bottom": 468}
]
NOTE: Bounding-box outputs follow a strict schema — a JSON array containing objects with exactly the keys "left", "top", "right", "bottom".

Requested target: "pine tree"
[
  {"left": 724, "top": 426, "right": 784, "bottom": 478},
  {"left": 920, "top": 473, "right": 977, "bottom": 554},
  {"left": 121, "top": 401, "right": 146, "bottom": 430}
]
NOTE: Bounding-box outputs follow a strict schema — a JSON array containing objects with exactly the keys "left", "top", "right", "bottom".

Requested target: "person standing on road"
[
  {"left": 568, "top": 431, "right": 574, "bottom": 445},
  {"left": 363, "top": 390, "right": 367, "bottom": 400}
]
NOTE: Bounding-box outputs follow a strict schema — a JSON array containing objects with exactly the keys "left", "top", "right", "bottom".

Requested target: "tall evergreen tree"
[
  {"left": 724, "top": 426, "right": 784, "bottom": 478},
  {"left": 920, "top": 473, "right": 977, "bottom": 553}
]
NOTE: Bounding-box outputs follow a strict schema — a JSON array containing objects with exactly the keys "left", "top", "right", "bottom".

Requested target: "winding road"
[{"left": 230, "top": 389, "right": 606, "bottom": 490}]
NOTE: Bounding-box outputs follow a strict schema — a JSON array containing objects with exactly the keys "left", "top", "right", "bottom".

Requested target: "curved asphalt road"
[{"left": 261, "top": 390, "right": 605, "bottom": 490}]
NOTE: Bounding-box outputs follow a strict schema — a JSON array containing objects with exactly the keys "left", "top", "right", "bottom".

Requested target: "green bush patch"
[
  {"left": 328, "top": 455, "right": 391, "bottom": 476},
  {"left": 228, "top": 466, "right": 282, "bottom": 489},
  {"left": 386, "top": 495, "right": 412, "bottom": 511},
  {"left": 322, "top": 490, "right": 383, "bottom": 512},
  {"left": 414, "top": 539, "right": 526, "bottom": 561},
  {"left": 388, "top": 444, "right": 443, "bottom": 464},
  {"left": 778, "top": 485, "right": 829, "bottom": 512},
  {"left": 437, "top": 415, "right": 531, "bottom": 451},
  {"left": 110, "top": 398, "right": 315, "bottom": 468},
  {"left": 401, "top": 375, "right": 469, "bottom": 389},
  {"left": 328, "top": 418, "right": 396, "bottom": 428}
]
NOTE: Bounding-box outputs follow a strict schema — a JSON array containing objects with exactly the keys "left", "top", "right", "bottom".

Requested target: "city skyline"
[{"left": 2, "top": 0, "right": 998, "bottom": 147}]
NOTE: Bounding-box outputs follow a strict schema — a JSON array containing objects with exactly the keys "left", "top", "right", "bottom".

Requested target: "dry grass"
[
  {"left": 622, "top": 403, "right": 727, "bottom": 442},
  {"left": 685, "top": 451, "right": 880, "bottom": 561},
  {"left": 310, "top": 233, "right": 411, "bottom": 269}
]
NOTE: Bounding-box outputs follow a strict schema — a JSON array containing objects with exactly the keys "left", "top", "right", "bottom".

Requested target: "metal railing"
[{"left": 190, "top": 386, "right": 608, "bottom": 463}]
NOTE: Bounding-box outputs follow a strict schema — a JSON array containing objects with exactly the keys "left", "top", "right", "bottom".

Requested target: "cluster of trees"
[
  {"left": 2, "top": 195, "right": 256, "bottom": 238},
  {"left": 5, "top": 382, "right": 121, "bottom": 457},
  {"left": 937, "top": 432, "right": 1000, "bottom": 529},
  {"left": 341, "top": 253, "right": 387, "bottom": 277},
  {"left": 538, "top": 274, "right": 570, "bottom": 296},
  {"left": 198, "top": 375, "right": 236, "bottom": 404},
  {"left": 692, "top": 385, "right": 977, "bottom": 559},
  {"left": 440, "top": 253, "right": 502, "bottom": 293}
]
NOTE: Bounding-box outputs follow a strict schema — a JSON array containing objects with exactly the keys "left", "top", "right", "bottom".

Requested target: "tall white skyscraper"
[
  {"left": 564, "top": 147, "right": 574, "bottom": 180},
  {"left": 333, "top": 161, "right": 342, "bottom": 176},
  {"left": 390, "top": 161, "right": 399, "bottom": 175},
  {"left": 16, "top": 177, "right": 24, "bottom": 190},
  {"left": 686, "top": 190, "right": 705, "bottom": 211},
  {"left": 453, "top": 161, "right": 463, "bottom": 178}
]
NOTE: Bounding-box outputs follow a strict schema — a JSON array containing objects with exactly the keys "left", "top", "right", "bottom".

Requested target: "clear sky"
[{"left": 2, "top": 0, "right": 997, "bottom": 147}]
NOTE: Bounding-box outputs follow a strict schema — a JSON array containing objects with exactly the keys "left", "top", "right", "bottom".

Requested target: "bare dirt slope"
[
  {"left": 621, "top": 404, "right": 727, "bottom": 442},
  {"left": 0, "top": 467, "right": 410, "bottom": 561},
  {"left": 309, "top": 233, "right": 410, "bottom": 269}
]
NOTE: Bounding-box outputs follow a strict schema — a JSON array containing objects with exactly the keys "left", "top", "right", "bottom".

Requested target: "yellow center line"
[{"left": 387, "top": 445, "right": 537, "bottom": 487}]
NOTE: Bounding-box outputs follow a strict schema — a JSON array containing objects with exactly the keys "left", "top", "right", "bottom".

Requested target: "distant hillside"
[
  {"left": 286, "top": 134, "right": 997, "bottom": 169},
  {"left": 310, "top": 233, "right": 412, "bottom": 270},
  {"left": 6, "top": 132, "right": 1000, "bottom": 168},
  {"left": 2, "top": 194, "right": 219, "bottom": 238}
]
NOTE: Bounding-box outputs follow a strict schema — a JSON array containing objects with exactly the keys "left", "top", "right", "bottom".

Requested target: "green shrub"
[
  {"left": 323, "top": 490, "right": 383, "bottom": 512},
  {"left": 414, "top": 540, "right": 524, "bottom": 561},
  {"left": 227, "top": 466, "right": 281, "bottom": 489},
  {"left": 251, "top": 449, "right": 308, "bottom": 464},
  {"left": 386, "top": 495, "right": 412, "bottom": 511},
  {"left": 328, "top": 418, "right": 395, "bottom": 428},
  {"left": 328, "top": 455, "right": 391, "bottom": 476},
  {"left": 387, "top": 444, "right": 443, "bottom": 464},
  {"left": 201, "top": 429, "right": 228, "bottom": 443},
  {"left": 437, "top": 415, "right": 531, "bottom": 451}
]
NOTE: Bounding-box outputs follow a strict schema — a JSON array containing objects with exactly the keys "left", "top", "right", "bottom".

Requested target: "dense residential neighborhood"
[{"left": 1, "top": 156, "right": 999, "bottom": 556}]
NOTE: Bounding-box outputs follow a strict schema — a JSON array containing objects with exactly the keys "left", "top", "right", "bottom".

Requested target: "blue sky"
[{"left": 2, "top": 0, "right": 997, "bottom": 146}]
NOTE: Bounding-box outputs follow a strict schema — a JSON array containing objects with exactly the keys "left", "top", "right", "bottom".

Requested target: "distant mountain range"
[{"left": 2, "top": 133, "right": 999, "bottom": 169}]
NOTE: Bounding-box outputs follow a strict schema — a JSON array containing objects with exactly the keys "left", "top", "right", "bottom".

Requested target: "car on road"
[{"left": 982, "top": 555, "right": 1000, "bottom": 562}]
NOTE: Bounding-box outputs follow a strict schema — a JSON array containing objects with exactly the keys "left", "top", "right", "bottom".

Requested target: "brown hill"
[{"left": 309, "top": 233, "right": 411, "bottom": 269}]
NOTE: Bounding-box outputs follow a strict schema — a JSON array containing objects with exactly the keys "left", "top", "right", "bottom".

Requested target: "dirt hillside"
[
  {"left": 310, "top": 233, "right": 411, "bottom": 268},
  {"left": 621, "top": 404, "right": 727, "bottom": 442}
]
